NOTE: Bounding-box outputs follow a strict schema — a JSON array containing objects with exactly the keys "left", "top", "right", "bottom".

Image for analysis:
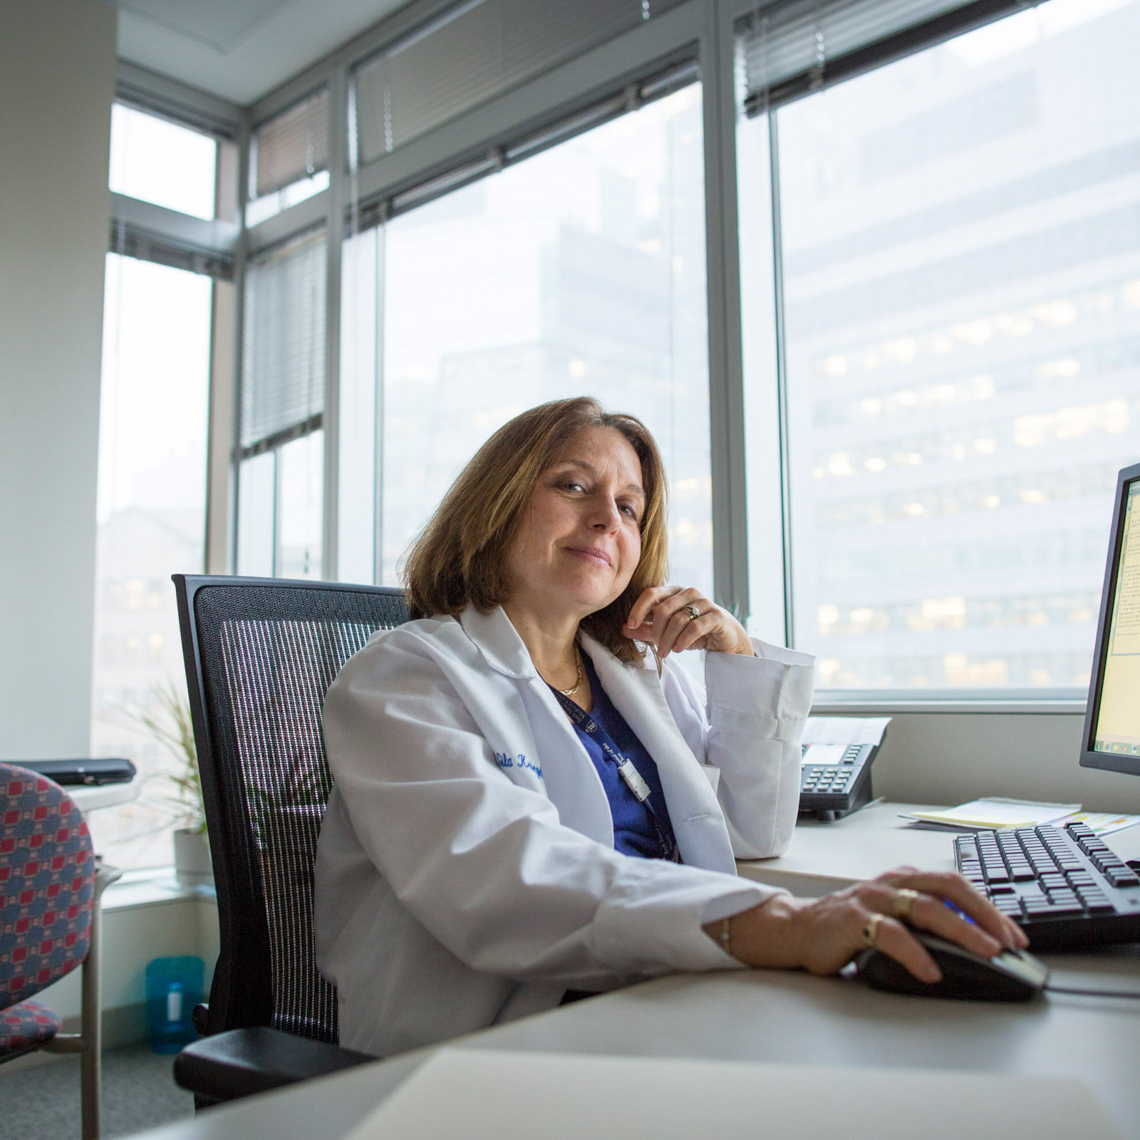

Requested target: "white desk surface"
[
  {"left": 129, "top": 803, "right": 1140, "bottom": 1140},
  {"left": 737, "top": 801, "right": 1140, "bottom": 896}
]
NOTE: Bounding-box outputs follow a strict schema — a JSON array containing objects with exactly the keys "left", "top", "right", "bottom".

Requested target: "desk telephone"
[{"left": 798, "top": 736, "right": 884, "bottom": 822}]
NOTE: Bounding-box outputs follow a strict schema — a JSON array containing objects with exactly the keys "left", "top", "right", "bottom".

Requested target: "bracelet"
[{"left": 719, "top": 916, "right": 733, "bottom": 958}]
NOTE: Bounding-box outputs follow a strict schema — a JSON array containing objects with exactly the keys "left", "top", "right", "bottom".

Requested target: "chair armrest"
[{"left": 173, "top": 1026, "right": 375, "bottom": 1104}]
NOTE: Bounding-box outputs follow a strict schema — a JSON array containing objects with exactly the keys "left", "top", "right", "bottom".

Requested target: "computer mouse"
[{"left": 856, "top": 931, "right": 1049, "bottom": 1001}]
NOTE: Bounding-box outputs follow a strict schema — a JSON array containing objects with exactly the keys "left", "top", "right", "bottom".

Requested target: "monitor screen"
[{"left": 1082, "top": 463, "right": 1140, "bottom": 774}]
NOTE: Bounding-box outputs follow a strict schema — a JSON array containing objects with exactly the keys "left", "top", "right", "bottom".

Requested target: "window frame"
[
  {"left": 95, "top": 79, "right": 244, "bottom": 870},
  {"left": 228, "top": 0, "right": 1100, "bottom": 711},
  {"left": 109, "top": 66, "right": 244, "bottom": 576}
]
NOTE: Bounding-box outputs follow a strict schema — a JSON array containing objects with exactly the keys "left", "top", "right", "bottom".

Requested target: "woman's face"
[{"left": 506, "top": 425, "right": 646, "bottom": 622}]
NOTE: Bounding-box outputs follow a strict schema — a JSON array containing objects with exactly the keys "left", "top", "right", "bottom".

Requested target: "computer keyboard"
[{"left": 954, "top": 821, "right": 1140, "bottom": 951}]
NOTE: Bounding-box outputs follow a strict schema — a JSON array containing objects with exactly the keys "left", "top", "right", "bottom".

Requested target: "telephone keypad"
[{"left": 799, "top": 740, "right": 882, "bottom": 821}]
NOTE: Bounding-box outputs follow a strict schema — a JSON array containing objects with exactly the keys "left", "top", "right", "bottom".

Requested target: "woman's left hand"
[{"left": 623, "top": 585, "right": 754, "bottom": 658}]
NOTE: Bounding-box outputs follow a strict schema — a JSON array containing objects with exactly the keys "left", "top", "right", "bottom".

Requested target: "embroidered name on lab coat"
[{"left": 495, "top": 753, "right": 543, "bottom": 779}]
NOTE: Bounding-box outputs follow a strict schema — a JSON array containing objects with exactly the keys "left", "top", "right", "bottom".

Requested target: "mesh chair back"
[{"left": 173, "top": 576, "right": 408, "bottom": 1044}]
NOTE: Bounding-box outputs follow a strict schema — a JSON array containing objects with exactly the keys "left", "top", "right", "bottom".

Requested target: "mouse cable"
[{"left": 1045, "top": 984, "right": 1140, "bottom": 1000}]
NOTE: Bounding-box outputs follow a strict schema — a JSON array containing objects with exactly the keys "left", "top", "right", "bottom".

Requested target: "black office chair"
[{"left": 171, "top": 574, "right": 409, "bottom": 1106}]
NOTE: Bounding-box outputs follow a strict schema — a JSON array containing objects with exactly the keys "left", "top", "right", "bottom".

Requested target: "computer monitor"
[{"left": 1081, "top": 460, "right": 1140, "bottom": 776}]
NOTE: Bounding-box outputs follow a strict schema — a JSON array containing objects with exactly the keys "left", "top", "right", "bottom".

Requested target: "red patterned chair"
[{"left": 0, "top": 763, "right": 121, "bottom": 1139}]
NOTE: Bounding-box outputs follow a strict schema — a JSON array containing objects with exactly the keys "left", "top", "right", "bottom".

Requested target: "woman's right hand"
[{"left": 708, "top": 868, "right": 1028, "bottom": 982}]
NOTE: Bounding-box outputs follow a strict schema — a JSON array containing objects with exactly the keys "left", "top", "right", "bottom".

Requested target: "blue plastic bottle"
[{"left": 146, "top": 956, "right": 204, "bottom": 1053}]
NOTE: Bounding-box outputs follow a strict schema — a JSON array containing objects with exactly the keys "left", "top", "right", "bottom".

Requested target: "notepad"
[
  {"left": 903, "top": 797, "right": 1080, "bottom": 831},
  {"left": 345, "top": 1048, "right": 1121, "bottom": 1140}
]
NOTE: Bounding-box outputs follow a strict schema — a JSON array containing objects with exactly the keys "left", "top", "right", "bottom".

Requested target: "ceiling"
[{"left": 98, "top": 0, "right": 415, "bottom": 106}]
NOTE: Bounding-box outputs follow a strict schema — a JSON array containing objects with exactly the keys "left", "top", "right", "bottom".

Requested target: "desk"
[
  {"left": 737, "top": 800, "right": 1140, "bottom": 896},
  {"left": 129, "top": 802, "right": 1140, "bottom": 1140}
]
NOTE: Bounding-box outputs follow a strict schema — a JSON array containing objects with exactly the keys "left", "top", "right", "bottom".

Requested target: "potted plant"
[{"left": 131, "top": 681, "right": 212, "bottom": 888}]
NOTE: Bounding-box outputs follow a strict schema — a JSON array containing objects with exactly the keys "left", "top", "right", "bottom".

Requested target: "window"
[
  {"left": 109, "top": 103, "right": 217, "bottom": 220},
  {"left": 246, "top": 88, "right": 331, "bottom": 227},
  {"left": 93, "top": 85, "right": 232, "bottom": 870},
  {"left": 351, "top": 0, "right": 685, "bottom": 164},
  {"left": 739, "top": 0, "right": 1140, "bottom": 692},
  {"left": 89, "top": 254, "right": 213, "bottom": 867},
  {"left": 237, "top": 228, "right": 327, "bottom": 578},
  {"left": 339, "top": 83, "right": 711, "bottom": 595}
]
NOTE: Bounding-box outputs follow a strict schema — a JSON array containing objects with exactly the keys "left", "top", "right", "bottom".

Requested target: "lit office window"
[
  {"left": 278, "top": 431, "right": 325, "bottom": 579},
  {"left": 109, "top": 103, "right": 217, "bottom": 220},
  {"left": 236, "top": 229, "right": 327, "bottom": 578},
  {"left": 341, "top": 85, "right": 711, "bottom": 595},
  {"left": 89, "top": 254, "right": 212, "bottom": 868},
  {"left": 740, "top": 0, "right": 1140, "bottom": 692},
  {"left": 235, "top": 433, "right": 325, "bottom": 580}
]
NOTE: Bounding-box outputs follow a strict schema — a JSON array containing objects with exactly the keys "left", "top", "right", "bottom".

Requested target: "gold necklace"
[{"left": 556, "top": 647, "right": 584, "bottom": 696}]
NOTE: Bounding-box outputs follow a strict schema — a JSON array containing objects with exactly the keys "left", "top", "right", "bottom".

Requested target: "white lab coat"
[{"left": 315, "top": 603, "right": 815, "bottom": 1057}]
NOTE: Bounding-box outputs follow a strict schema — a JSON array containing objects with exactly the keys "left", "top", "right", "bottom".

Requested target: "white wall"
[
  {"left": 873, "top": 712, "right": 1140, "bottom": 814},
  {"left": 0, "top": 0, "right": 116, "bottom": 759}
]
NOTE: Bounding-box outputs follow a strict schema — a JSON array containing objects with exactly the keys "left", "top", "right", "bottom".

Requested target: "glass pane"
[
  {"left": 764, "top": 0, "right": 1140, "bottom": 692},
  {"left": 278, "top": 431, "right": 324, "bottom": 579},
  {"left": 352, "top": 85, "right": 711, "bottom": 594},
  {"left": 109, "top": 103, "right": 217, "bottom": 220},
  {"left": 737, "top": 112, "right": 785, "bottom": 646},
  {"left": 89, "top": 254, "right": 212, "bottom": 868},
  {"left": 245, "top": 170, "right": 329, "bottom": 228},
  {"left": 252, "top": 88, "right": 329, "bottom": 197},
  {"left": 242, "top": 228, "right": 327, "bottom": 447},
  {"left": 352, "top": 0, "right": 687, "bottom": 165},
  {"left": 338, "top": 228, "right": 381, "bottom": 584},
  {"left": 237, "top": 451, "right": 277, "bottom": 577}
]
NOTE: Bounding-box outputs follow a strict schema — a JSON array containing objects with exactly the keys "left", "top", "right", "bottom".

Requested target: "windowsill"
[
  {"left": 812, "top": 696, "right": 1087, "bottom": 716},
  {"left": 101, "top": 865, "right": 216, "bottom": 912}
]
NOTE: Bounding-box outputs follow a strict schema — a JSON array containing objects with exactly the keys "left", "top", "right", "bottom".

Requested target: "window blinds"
[
  {"left": 352, "top": 0, "right": 685, "bottom": 166},
  {"left": 737, "top": 0, "right": 1038, "bottom": 115},
  {"left": 352, "top": 57, "right": 698, "bottom": 231},
  {"left": 241, "top": 228, "right": 327, "bottom": 450},
  {"left": 252, "top": 87, "right": 330, "bottom": 198}
]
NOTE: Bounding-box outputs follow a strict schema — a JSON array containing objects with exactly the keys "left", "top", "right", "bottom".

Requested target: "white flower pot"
[{"left": 173, "top": 827, "right": 213, "bottom": 888}]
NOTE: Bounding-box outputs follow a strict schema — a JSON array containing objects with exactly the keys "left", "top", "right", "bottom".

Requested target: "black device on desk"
[
  {"left": 799, "top": 740, "right": 881, "bottom": 822},
  {"left": 858, "top": 931, "right": 1049, "bottom": 1000},
  {"left": 953, "top": 461, "right": 1140, "bottom": 950},
  {"left": 14, "top": 757, "right": 137, "bottom": 786}
]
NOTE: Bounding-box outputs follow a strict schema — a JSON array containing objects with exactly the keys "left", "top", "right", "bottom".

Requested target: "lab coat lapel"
[
  {"left": 458, "top": 606, "right": 613, "bottom": 846},
  {"left": 579, "top": 635, "right": 737, "bottom": 874}
]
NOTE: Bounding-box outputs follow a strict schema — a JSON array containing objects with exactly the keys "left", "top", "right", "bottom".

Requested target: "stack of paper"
[
  {"left": 902, "top": 798, "right": 1080, "bottom": 831},
  {"left": 903, "top": 799, "right": 1140, "bottom": 834},
  {"left": 1063, "top": 810, "right": 1140, "bottom": 837}
]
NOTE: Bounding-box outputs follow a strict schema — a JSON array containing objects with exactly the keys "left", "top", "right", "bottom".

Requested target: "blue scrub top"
[{"left": 567, "top": 653, "right": 679, "bottom": 861}]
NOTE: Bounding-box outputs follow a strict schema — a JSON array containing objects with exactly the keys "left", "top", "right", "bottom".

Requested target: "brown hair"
[{"left": 403, "top": 397, "right": 668, "bottom": 664}]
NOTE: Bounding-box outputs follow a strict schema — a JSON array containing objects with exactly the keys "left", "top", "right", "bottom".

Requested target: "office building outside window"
[
  {"left": 340, "top": 84, "right": 712, "bottom": 598},
  {"left": 740, "top": 0, "right": 1140, "bottom": 693},
  {"left": 89, "top": 254, "right": 213, "bottom": 867}
]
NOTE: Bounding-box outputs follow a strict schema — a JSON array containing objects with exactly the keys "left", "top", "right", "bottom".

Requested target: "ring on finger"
[
  {"left": 681, "top": 604, "right": 701, "bottom": 622},
  {"left": 863, "top": 912, "right": 885, "bottom": 948},
  {"left": 892, "top": 888, "right": 920, "bottom": 922}
]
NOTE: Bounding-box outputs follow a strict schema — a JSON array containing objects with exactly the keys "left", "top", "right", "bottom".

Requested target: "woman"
[{"left": 315, "top": 397, "right": 1024, "bottom": 1058}]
